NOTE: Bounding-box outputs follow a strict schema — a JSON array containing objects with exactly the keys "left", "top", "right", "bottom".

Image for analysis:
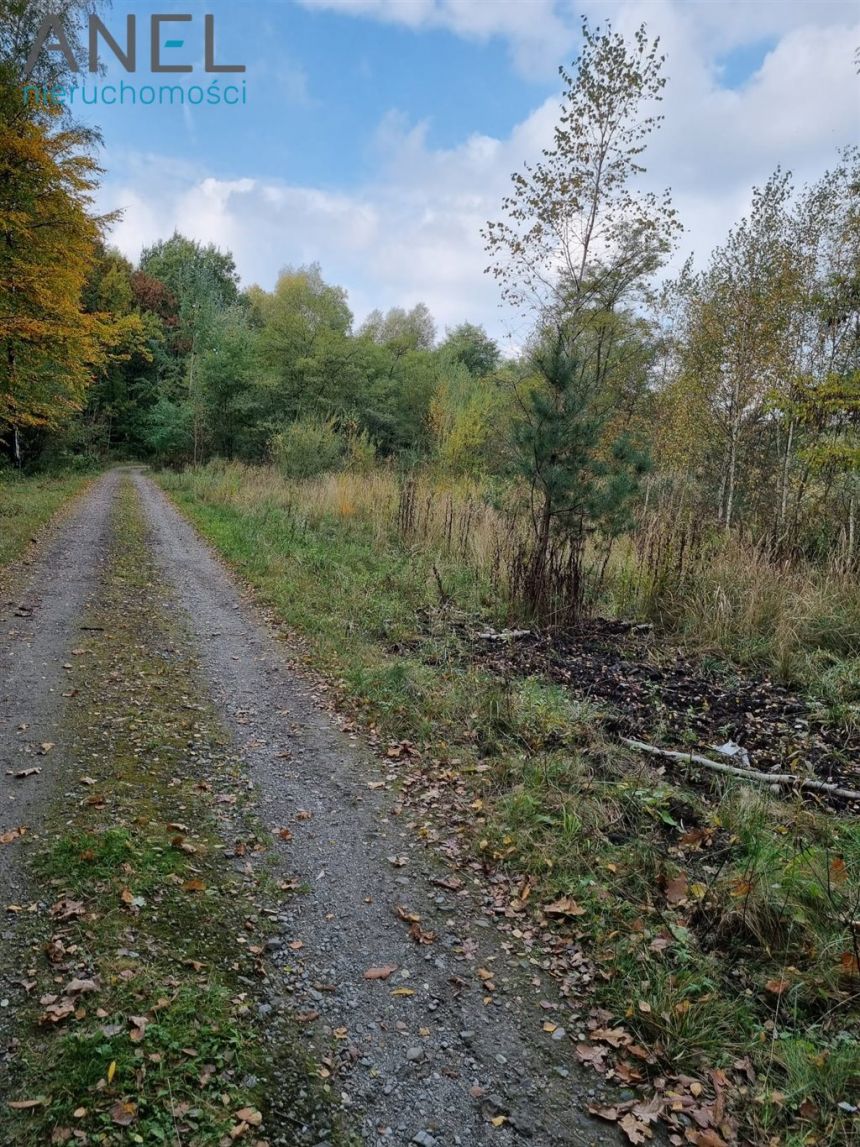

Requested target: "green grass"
[
  {"left": 0, "top": 471, "right": 92, "bottom": 568},
  {"left": 160, "top": 462, "right": 860, "bottom": 1145}
]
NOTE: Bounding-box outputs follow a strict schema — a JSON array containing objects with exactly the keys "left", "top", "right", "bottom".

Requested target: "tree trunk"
[
  {"left": 725, "top": 421, "right": 738, "bottom": 531},
  {"left": 778, "top": 417, "right": 795, "bottom": 529}
]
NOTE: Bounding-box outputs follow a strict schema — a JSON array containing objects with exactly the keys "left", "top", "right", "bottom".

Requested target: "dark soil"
[{"left": 468, "top": 620, "right": 859, "bottom": 807}]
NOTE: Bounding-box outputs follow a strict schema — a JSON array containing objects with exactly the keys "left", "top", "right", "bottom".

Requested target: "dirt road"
[{"left": 0, "top": 470, "right": 610, "bottom": 1146}]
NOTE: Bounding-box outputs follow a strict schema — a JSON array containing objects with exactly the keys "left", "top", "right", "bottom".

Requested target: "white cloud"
[
  {"left": 298, "top": 0, "right": 577, "bottom": 75},
  {"left": 100, "top": 1, "right": 860, "bottom": 343}
]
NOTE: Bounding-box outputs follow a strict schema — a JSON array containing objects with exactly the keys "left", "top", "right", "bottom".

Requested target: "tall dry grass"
[{"left": 180, "top": 461, "right": 860, "bottom": 690}]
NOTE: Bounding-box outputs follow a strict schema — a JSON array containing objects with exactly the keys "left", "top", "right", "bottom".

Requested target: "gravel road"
[
  {"left": 1, "top": 471, "right": 119, "bottom": 902},
  {"left": 1, "top": 470, "right": 613, "bottom": 1146}
]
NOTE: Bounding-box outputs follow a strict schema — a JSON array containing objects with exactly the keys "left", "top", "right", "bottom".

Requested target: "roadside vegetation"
[
  {"left": 0, "top": 471, "right": 92, "bottom": 569},
  {"left": 162, "top": 460, "right": 860, "bottom": 1147}
]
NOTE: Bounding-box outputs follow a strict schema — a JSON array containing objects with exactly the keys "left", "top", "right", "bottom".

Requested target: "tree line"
[{"left": 2, "top": 5, "right": 857, "bottom": 606}]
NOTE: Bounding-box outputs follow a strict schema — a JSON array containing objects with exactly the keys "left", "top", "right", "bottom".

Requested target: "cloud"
[
  {"left": 100, "top": 1, "right": 860, "bottom": 343},
  {"left": 297, "top": 0, "right": 578, "bottom": 76}
]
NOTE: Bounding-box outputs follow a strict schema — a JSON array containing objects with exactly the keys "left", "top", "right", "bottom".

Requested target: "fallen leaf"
[
  {"left": 591, "top": 1027, "right": 630, "bottom": 1048},
  {"left": 40, "top": 999, "right": 75, "bottom": 1024},
  {"left": 588, "top": 1105, "right": 619, "bottom": 1122},
  {"left": 664, "top": 873, "right": 688, "bottom": 906},
  {"left": 65, "top": 978, "right": 98, "bottom": 995},
  {"left": 618, "top": 1113, "right": 652, "bottom": 1143},
  {"left": 183, "top": 879, "right": 206, "bottom": 893},
  {"left": 38, "top": 742, "right": 55, "bottom": 754},
  {"left": 50, "top": 898, "right": 84, "bottom": 920},
  {"left": 364, "top": 965, "right": 397, "bottom": 980},
  {"left": 110, "top": 1100, "right": 137, "bottom": 1127},
  {"left": 7, "top": 768, "right": 41, "bottom": 779},
  {"left": 390, "top": 987, "right": 415, "bottom": 997},
  {"left": 409, "top": 922, "right": 436, "bottom": 945},
  {"left": 431, "top": 875, "right": 463, "bottom": 891},
  {"left": 689, "top": 1132, "right": 728, "bottom": 1147},
  {"left": 576, "top": 1043, "right": 608, "bottom": 1069},
  {"left": 8, "top": 1097, "right": 48, "bottom": 1110},
  {"left": 128, "top": 1015, "right": 149, "bottom": 1042},
  {"left": 544, "top": 896, "right": 587, "bottom": 918},
  {"left": 0, "top": 826, "right": 27, "bottom": 845},
  {"left": 235, "top": 1107, "right": 262, "bottom": 1126}
]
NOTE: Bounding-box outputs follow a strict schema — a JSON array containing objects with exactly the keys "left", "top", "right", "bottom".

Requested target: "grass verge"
[
  {"left": 3, "top": 477, "right": 353, "bottom": 1147},
  {"left": 0, "top": 471, "right": 93, "bottom": 570}
]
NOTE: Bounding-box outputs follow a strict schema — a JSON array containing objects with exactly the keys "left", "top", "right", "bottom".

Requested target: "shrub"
[{"left": 269, "top": 418, "right": 343, "bottom": 479}]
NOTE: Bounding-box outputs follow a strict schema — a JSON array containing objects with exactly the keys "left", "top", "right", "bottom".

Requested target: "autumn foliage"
[{"left": 0, "top": 105, "right": 109, "bottom": 436}]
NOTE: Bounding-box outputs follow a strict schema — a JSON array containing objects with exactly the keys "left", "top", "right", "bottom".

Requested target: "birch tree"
[
  {"left": 483, "top": 18, "right": 679, "bottom": 619},
  {"left": 678, "top": 172, "right": 797, "bottom": 530}
]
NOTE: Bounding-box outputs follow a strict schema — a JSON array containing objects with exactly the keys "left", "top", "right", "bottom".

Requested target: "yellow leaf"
[{"left": 107, "top": 1060, "right": 116, "bottom": 1084}]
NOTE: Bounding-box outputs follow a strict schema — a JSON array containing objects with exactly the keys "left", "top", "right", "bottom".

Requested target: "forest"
[
  {"left": 1, "top": 3, "right": 859, "bottom": 1146},
  {"left": 3, "top": 14, "right": 858, "bottom": 641}
]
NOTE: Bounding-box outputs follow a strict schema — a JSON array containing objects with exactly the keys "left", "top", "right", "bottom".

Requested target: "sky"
[{"left": 57, "top": 0, "right": 860, "bottom": 347}]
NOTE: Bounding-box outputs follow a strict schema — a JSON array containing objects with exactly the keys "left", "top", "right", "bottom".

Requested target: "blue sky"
[
  {"left": 71, "top": 1, "right": 556, "bottom": 184},
  {"left": 56, "top": 0, "right": 860, "bottom": 342}
]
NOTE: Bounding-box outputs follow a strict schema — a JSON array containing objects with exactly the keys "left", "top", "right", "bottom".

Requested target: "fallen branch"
[{"left": 621, "top": 738, "right": 860, "bottom": 802}]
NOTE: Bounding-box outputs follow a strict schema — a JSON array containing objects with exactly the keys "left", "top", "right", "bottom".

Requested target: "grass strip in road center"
[{"left": 3, "top": 478, "right": 353, "bottom": 1146}]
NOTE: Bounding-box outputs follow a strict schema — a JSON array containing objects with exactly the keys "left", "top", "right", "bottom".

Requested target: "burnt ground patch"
[{"left": 466, "top": 620, "right": 859, "bottom": 804}]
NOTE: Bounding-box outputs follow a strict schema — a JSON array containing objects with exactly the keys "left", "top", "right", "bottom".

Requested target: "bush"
[
  {"left": 269, "top": 418, "right": 343, "bottom": 479},
  {"left": 343, "top": 429, "right": 377, "bottom": 472}
]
